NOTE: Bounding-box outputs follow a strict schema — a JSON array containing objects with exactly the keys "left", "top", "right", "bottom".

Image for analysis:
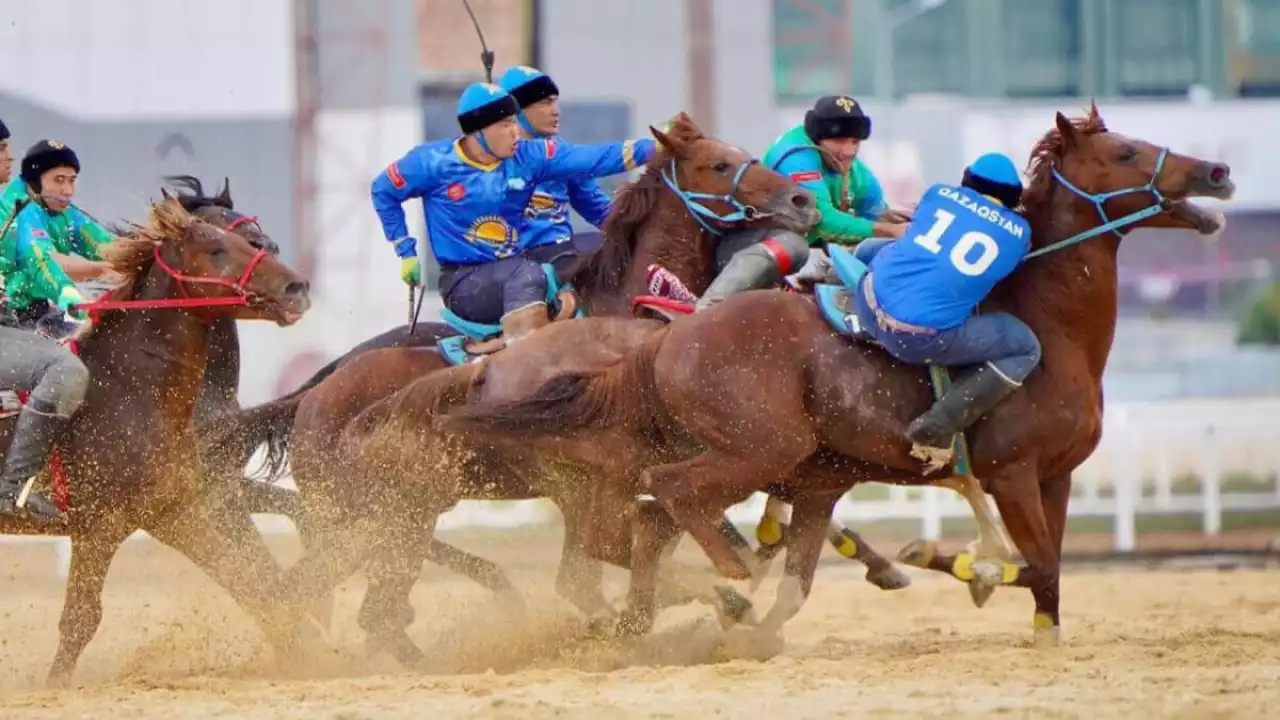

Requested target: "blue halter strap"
[
  {"left": 1024, "top": 146, "right": 1170, "bottom": 260},
  {"left": 659, "top": 158, "right": 763, "bottom": 236}
]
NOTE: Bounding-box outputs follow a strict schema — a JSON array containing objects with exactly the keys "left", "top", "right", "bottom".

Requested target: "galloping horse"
[
  {"left": 437, "top": 104, "right": 1235, "bottom": 642},
  {"left": 0, "top": 196, "right": 313, "bottom": 685},
  {"left": 260, "top": 114, "right": 912, "bottom": 664}
]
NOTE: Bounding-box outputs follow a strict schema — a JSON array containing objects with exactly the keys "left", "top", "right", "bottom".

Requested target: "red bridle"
[{"left": 74, "top": 244, "right": 270, "bottom": 318}]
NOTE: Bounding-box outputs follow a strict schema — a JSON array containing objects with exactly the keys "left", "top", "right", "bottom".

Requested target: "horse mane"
[
  {"left": 163, "top": 175, "right": 234, "bottom": 211},
  {"left": 571, "top": 115, "right": 705, "bottom": 297},
  {"left": 99, "top": 197, "right": 198, "bottom": 300},
  {"left": 1021, "top": 104, "right": 1107, "bottom": 212}
]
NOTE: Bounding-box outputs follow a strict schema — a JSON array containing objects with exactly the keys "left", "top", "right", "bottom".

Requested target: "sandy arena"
[{"left": 0, "top": 527, "right": 1277, "bottom": 719}]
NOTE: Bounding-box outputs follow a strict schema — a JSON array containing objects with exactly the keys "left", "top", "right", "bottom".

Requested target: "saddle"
[{"left": 436, "top": 263, "right": 585, "bottom": 366}]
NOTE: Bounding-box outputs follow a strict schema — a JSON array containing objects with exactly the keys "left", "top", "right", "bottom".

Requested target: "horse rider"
[
  {"left": 850, "top": 152, "right": 1041, "bottom": 468},
  {"left": 648, "top": 95, "right": 908, "bottom": 310},
  {"left": 372, "top": 82, "right": 654, "bottom": 346},
  {"left": 0, "top": 140, "right": 122, "bottom": 523},
  {"left": 496, "top": 65, "right": 612, "bottom": 314}
]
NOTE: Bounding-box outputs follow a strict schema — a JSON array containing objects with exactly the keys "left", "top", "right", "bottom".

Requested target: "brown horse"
[
  {"left": 437, "top": 104, "right": 1235, "bottom": 642},
  {"left": 261, "top": 114, "right": 910, "bottom": 663},
  {"left": 0, "top": 197, "right": 312, "bottom": 685}
]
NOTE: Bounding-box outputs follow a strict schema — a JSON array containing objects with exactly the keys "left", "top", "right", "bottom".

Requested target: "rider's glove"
[
  {"left": 399, "top": 257, "right": 421, "bottom": 287},
  {"left": 56, "top": 286, "right": 86, "bottom": 320}
]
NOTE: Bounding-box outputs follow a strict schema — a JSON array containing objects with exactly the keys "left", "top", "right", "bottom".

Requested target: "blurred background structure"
[{"left": 2, "top": 0, "right": 1277, "bottom": 552}]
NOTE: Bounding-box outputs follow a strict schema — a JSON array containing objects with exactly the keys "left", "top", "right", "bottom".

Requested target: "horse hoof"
[
  {"left": 612, "top": 610, "right": 653, "bottom": 638},
  {"left": 896, "top": 539, "right": 936, "bottom": 569},
  {"left": 713, "top": 585, "right": 758, "bottom": 629},
  {"left": 966, "top": 560, "right": 1002, "bottom": 608},
  {"left": 1033, "top": 625, "right": 1062, "bottom": 648},
  {"left": 865, "top": 563, "right": 912, "bottom": 591},
  {"left": 388, "top": 633, "right": 427, "bottom": 668},
  {"left": 45, "top": 671, "right": 72, "bottom": 690}
]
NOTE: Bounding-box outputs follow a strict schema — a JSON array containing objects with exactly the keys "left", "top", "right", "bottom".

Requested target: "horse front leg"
[
  {"left": 754, "top": 490, "right": 842, "bottom": 641},
  {"left": 48, "top": 524, "right": 132, "bottom": 687}
]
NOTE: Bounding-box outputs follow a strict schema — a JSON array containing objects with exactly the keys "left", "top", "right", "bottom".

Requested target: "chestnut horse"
[
  {"left": 0, "top": 197, "right": 312, "bottom": 685},
  {"left": 437, "top": 104, "right": 1235, "bottom": 642},
  {"left": 261, "top": 114, "right": 909, "bottom": 664}
]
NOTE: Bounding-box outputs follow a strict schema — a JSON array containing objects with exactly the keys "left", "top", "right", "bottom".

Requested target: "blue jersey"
[
  {"left": 521, "top": 136, "right": 613, "bottom": 249},
  {"left": 371, "top": 136, "right": 650, "bottom": 266},
  {"left": 869, "top": 183, "right": 1031, "bottom": 330}
]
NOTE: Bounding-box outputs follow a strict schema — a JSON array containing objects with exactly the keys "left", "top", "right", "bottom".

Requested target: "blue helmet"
[
  {"left": 498, "top": 66, "right": 560, "bottom": 109},
  {"left": 962, "top": 152, "right": 1023, "bottom": 208},
  {"left": 456, "top": 82, "right": 520, "bottom": 135}
]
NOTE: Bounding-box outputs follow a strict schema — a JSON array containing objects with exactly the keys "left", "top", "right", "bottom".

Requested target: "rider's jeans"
[{"left": 0, "top": 326, "right": 91, "bottom": 417}]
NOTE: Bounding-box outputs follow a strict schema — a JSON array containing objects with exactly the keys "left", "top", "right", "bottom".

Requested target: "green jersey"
[
  {"left": 762, "top": 125, "right": 888, "bottom": 246},
  {"left": 0, "top": 178, "right": 113, "bottom": 310}
]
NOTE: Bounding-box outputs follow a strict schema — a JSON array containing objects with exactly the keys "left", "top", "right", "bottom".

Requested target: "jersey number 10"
[{"left": 911, "top": 208, "right": 1000, "bottom": 277}]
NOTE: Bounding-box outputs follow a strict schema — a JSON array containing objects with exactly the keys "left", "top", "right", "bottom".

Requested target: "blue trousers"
[
  {"left": 851, "top": 241, "right": 1041, "bottom": 383},
  {"left": 439, "top": 231, "right": 602, "bottom": 324}
]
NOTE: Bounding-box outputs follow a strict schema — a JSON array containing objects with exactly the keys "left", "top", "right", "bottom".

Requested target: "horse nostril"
[
  {"left": 790, "top": 192, "right": 812, "bottom": 210},
  {"left": 284, "top": 280, "right": 309, "bottom": 298},
  {"left": 1207, "top": 163, "right": 1230, "bottom": 188}
]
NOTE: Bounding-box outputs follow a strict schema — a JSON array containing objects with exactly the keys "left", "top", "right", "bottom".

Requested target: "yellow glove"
[
  {"left": 399, "top": 257, "right": 421, "bottom": 287},
  {"left": 56, "top": 286, "right": 86, "bottom": 320}
]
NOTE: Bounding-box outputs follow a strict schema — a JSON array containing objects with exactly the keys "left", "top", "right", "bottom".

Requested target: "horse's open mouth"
[
  {"left": 1168, "top": 178, "right": 1235, "bottom": 235},
  {"left": 1168, "top": 198, "right": 1228, "bottom": 235},
  {"left": 254, "top": 300, "right": 306, "bottom": 327}
]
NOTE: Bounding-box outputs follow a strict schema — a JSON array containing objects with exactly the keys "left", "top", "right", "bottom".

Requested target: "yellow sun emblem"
[
  {"left": 835, "top": 97, "right": 856, "bottom": 113},
  {"left": 466, "top": 216, "right": 519, "bottom": 257}
]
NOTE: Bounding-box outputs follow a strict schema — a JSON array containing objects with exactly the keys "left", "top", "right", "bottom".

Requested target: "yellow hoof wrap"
[
  {"left": 951, "top": 552, "right": 975, "bottom": 581},
  {"left": 1032, "top": 612, "right": 1056, "bottom": 630},
  {"left": 757, "top": 516, "right": 783, "bottom": 546},
  {"left": 832, "top": 530, "right": 858, "bottom": 559}
]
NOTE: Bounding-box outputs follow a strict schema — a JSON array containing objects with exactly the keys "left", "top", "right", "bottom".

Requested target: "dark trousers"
[{"left": 438, "top": 232, "right": 603, "bottom": 324}]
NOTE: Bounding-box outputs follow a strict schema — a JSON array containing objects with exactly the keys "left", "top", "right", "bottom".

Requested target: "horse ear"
[
  {"left": 160, "top": 187, "right": 172, "bottom": 200},
  {"left": 1055, "top": 111, "right": 1079, "bottom": 149},
  {"left": 217, "top": 177, "right": 232, "bottom": 205},
  {"left": 650, "top": 125, "right": 684, "bottom": 157}
]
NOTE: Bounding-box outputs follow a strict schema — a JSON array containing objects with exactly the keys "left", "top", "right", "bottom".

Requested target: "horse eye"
[
  {"left": 1117, "top": 147, "right": 1138, "bottom": 162},
  {"left": 712, "top": 162, "right": 731, "bottom": 173}
]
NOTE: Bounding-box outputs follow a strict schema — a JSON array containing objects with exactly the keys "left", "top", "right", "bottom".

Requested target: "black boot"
[
  {"left": 905, "top": 363, "right": 1020, "bottom": 456},
  {"left": 0, "top": 406, "right": 70, "bottom": 524}
]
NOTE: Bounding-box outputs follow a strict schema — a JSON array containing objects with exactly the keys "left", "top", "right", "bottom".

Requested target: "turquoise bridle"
[
  {"left": 660, "top": 158, "right": 768, "bottom": 236},
  {"left": 1024, "top": 146, "right": 1171, "bottom": 259}
]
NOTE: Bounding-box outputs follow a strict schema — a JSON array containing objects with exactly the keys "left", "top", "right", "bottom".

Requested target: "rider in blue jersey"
[
  {"left": 851, "top": 153, "right": 1041, "bottom": 465},
  {"left": 371, "top": 82, "right": 653, "bottom": 345},
  {"left": 498, "top": 65, "right": 611, "bottom": 289}
]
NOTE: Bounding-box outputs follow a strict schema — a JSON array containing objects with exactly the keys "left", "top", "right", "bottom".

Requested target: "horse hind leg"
[
  {"left": 47, "top": 526, "right": 132, "bottom": 687},
  {"left": 754, "top": 495, "right": 910, "bottom": 592},
  {"left": 897, "top": 473, "right": 1018, "bottom": 608}
]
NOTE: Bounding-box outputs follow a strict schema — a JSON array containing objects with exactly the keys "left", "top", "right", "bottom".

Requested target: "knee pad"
[{"left": 757, "top": 231, "right": 811, "bottom": 276}]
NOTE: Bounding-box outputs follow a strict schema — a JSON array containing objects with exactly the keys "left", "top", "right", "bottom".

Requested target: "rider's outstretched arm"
[
  {"left": 566, "top": 177, "right": 613, "bottom": 229},
  {"left": 371, "top": 147, "right": 436, "bottom": 258},
  {"left": 520, "top": 138, "right": 655, "bottom": 185},
  {"left": 63, "top": 206, "right": 115, "bottom": 260}
]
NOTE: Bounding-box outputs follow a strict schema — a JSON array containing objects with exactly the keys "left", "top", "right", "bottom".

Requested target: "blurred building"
[{"left": 1, "top": 0, "right": 1277, "bottom": 402}]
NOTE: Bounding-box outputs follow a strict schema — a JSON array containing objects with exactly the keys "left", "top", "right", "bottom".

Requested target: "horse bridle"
[
  {"left": 659, "top": 157, "right": 770, "bottom": 236},
  {"left": 1025, "top": 146, "right": 1172, "bottom": 259}
]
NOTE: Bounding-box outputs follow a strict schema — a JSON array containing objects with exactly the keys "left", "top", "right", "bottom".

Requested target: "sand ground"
[{"left": 0, "top": 526, "right": 1277, "bottom": 719}]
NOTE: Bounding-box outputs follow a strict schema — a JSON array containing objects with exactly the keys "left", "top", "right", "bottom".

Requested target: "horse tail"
[
  {"left": 441, "top": 327, "right": 669, "bottom": 444},
  {"left": 199, "top": 390, "right": 308, "bottom": 485}
]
